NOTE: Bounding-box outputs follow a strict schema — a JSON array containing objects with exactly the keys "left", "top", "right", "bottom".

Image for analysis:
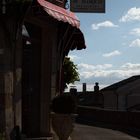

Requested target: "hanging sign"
[{"left": 70, "top": 0, "right": 105, "bottom": 13}]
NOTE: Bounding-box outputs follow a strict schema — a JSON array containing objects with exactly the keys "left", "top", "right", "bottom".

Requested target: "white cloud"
[
  {"left": 78, "top": 63, "right": 94, "bottom": 71},
  {"left": 78, "top": 63, "right": 114, "bottom": 79},
  {"left": 120, "top": 7, "right": 140, "bottom": 22},
  {"left": 129, "top": 39, "right": 140, "bottom": 47},
  {"left": 80, "top": 69, "right": 120, "bottom": 79},
  {"left": 121, "top": 63, "right": 140, "bottom": 70},
  {"left": 103, "top": 50, "right": 121, "bottom": 57},
  {"left": 78, "top": 63, "right": 112, "bottom": 71},
  {"left": 65, "top": 62, "right": 140, "bottom": 91},
  {"left": 68, "top": 54, "right": 80, "bottom": 60},
  {"left": 91, "top": 20, "right": 118, "bottom": 30},
  {"left": 77, "top": 62, "right": 140, "bottom": 81},
  {"left": 130, "top": 28, "right": 140, "bottom": 36}
]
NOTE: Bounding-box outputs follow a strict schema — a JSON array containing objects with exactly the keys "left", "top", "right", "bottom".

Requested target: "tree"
[{"left": 63, "top": 57, "right": 80, "bottom": 89}]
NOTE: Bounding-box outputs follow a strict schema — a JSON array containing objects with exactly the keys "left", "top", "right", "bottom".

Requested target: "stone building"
[
  {"left": 0, "top": 0, "right": 86, "bottom": 139},
  {"left": 101, "top": 75, "right": 140, "bottom": 111}
]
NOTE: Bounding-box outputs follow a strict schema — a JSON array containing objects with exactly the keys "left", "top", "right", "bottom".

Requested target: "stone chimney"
[
  {"left": 83, "top": 83, "right": 86, "bottom": 93},
  {"left": 94, "top": 82, "right": 99, "bottom": 93},
  {"left": 70, "top": 86, "right": 77, "bottom": 95}
]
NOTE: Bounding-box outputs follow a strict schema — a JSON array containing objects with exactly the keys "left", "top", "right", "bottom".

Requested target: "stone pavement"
[{"left": 53, "top": 123, "right": 139, "bottom": 140}]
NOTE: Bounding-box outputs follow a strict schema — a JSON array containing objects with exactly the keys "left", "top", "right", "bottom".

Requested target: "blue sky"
[{"left": 67, "top": 0, "right": 140, "bottom": 91}]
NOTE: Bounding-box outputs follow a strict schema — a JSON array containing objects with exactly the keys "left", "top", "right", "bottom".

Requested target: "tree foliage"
[{"left": 63, "top": 57, "right": 80, "bottom": 89}]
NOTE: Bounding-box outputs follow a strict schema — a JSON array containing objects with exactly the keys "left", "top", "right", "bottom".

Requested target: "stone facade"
[{"left": 0, "top": 0, "right": 86, "bottom": 139}]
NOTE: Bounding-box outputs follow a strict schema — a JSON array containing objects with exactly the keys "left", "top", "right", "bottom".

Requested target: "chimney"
[
  {"left": 83, "top": 83, "right": 86, "bottom": 93},
  {"left": 94, "top": 82, "right": 99, "bottom": 93},
  {"left": 70, "top": 86, "right": 77, "bottom": 95}
]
